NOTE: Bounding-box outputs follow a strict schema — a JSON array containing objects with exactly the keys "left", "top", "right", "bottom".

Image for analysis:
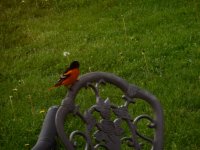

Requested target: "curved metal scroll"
[{"left": 55, "top": 72, "right": 164, "bottom": 150}]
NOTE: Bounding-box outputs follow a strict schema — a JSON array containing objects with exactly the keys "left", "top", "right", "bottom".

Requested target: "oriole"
[{"left": 48, "top": 61, "right": 80, "bottom": 90}]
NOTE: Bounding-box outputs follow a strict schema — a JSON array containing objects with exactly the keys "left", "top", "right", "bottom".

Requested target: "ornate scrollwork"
[
  {"left": 69, "top": 130, "right": 88, "bottom": 148},
  {"left": 133, "top": 114, "right": 156, "bottom": 144},
  {"left": 55, "top": 72, "right": 164, "bottom": 150},
  {"left": 67, "top": 81, "right": 155, "bottom": 149}
]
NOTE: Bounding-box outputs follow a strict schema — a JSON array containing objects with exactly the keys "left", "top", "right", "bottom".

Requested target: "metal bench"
[{"left": 32, "top": 72, "right": 164, "bottom": 150}]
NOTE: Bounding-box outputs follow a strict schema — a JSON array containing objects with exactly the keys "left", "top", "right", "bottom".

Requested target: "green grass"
[{"left": 0, "top": 0, "right": 200, "bottom": 149}]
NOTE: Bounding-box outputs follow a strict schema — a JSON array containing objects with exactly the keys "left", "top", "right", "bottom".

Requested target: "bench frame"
[{"left": 55, "top": 72, "right": 164, "bottom": 150}]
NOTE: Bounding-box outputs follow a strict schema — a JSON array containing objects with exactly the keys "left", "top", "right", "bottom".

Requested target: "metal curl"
[
  {"left": 94, "top": 143, "right": 109, "bottom": 150},
  {"left": 69, "top": 130, "right": 87, "bottom": 141},
  {"left": 133, "top": 114, "right": 156, "bottom": 143},
  {"left": 134, "top": 115, "right": 156, "bottom": 128},
  {"left": 95, "top": 79, "right": 106, "bottom": 88},
  {"left": 86, "top": 82, "right": 99, "bottom": 97},
  {"left": 121, "top": 137, "right": 143, "bottom": 148},
  {"left": 122, "top": 95, "right": 136, "bottom": 104},
  {"left": 69, "top": 130, "right": 89, "bottom": 149},
  {"left": 86, "top": 80, "right": 106, "bottom": 98},
  {"left": 121, "top": 137, "right": 134, "bottom": 147}
]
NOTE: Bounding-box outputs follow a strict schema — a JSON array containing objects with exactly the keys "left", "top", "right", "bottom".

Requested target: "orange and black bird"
[{"left": 48, "top": 61, "right": 80, "bottom": 90}]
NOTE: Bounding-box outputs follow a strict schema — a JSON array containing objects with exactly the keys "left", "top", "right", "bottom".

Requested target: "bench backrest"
[{"left": 55, "top": 72, "right": 164, "bottom": 150}]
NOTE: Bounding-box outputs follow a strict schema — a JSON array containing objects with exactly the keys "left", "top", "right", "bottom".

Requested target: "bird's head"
[{"left": 70, "top": 61, "right": 80, "bottom": 69}]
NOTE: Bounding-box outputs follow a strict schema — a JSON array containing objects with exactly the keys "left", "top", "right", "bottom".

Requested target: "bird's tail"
[
  {"left": 48, "top": 82, "right": 62, "bottom": 91},
  {"left": 48, "top": 86, "right": 56, "bottom": 91}
]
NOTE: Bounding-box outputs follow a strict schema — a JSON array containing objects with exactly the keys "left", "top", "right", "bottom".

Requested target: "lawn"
[{"left": 0, "top": 0, "right": 200, "bottom": 149}]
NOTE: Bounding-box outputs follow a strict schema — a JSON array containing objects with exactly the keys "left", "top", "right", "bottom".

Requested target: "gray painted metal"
[
  {"left": 32, "top": 106, "right": 58, "bottom": 150},
  {"left": 55, "top": 72, "right": 164, "bottom": 150}
]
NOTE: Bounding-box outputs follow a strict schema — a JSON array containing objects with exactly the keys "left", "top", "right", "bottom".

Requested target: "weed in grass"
[{"left": 9, "top": 95, "right": 16, "bottom": 120}]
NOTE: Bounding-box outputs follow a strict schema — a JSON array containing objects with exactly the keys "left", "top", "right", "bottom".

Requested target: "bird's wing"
[
  {"left": 64, "top": 70, "right": 73, "bottom": 76},
  {"left": 63, "top": 66, "right": 71, "bottom": 74},
  {"left": 54, "top": 70, "right": 72, "bottom": 86}
]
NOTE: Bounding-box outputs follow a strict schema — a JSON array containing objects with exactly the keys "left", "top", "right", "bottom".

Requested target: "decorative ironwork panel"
[{"left": 55, "top": 72, "right": 164, "bottom": 150}]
